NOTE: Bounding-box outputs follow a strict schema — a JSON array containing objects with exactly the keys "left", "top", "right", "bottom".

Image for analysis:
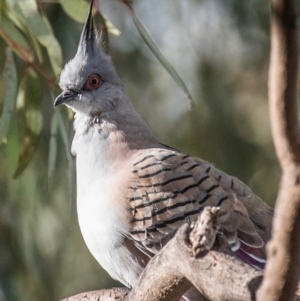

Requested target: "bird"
[{"left": 54, "top": 0, "right": 273, "bottom": 296}]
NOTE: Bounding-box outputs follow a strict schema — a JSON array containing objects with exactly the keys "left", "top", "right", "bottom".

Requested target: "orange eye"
[{"left": 83, "top": 74, "right": 102, "bottom": 91}]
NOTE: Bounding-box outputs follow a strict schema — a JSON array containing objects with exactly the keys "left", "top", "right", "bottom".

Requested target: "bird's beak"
[{"left": 54, "top": 90, "right": 78, "bottom": 107}]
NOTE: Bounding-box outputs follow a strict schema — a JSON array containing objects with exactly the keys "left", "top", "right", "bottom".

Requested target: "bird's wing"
[{"left": 126, "top": 148, "right": 273, "bottom": 269}]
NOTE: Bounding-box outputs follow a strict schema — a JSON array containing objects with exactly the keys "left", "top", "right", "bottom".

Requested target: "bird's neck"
[{"left": 71, "top": 105, "right": 159, "bottom": 158}]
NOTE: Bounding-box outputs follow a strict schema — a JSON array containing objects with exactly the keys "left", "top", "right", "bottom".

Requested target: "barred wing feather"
[{"left": 127, "top": 148, "right": 273, "bottom": 270}]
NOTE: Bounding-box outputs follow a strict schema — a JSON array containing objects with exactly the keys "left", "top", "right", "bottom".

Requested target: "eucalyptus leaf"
[
  {"left": 57, "top": 111, "right": 74, "bottom": 212},
  {"left": 3, "top": 1, "right": 43, "bottom": 63},
  {"left": 101, "top": 13, "right": 121, "bottom": 36},
  {"left": 60, "top": 0, "right": 121, "bottom": 36},
  {"left": 17, "top": 0, "right": 62, "bottom": 76},
  {"left": 121, "top": 1, "right": 194, "bottom": 108},
  {"left": 13, "top": 70, "right": 43, "bottom": 179},
  {"left": 95, "top": 12, "right": 109, "bottom": 54},
  {"left": 48, "top": 111, "right": 59, "bottom": 189},
  {"left": 0, "top": 11, "right": 30, "bottom": 52},
  {"left": 0, "top": 48, "right": 18, "bottom": 145},
  {"left": 60, "top": 0, "right": 89, "bottom": 23}
]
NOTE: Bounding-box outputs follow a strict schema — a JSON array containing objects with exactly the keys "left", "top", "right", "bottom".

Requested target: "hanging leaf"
[
  {"left": 120, "top": 0, "right": 194, "bottom": 108},
  {"left": 3, "top": 1, "right": 43, "bottom": 63},
  {"left": 17, "top": 0, "right": 62, "bottom": 77},
  {"left": 57, "top": 111, "right": 74, "bottom": 212},
  {"left": 47, "top": 111, "right": 59, "bottom": 190},
  {"left": 59, "top": 0, "right": 121, "bottom": 36},
  {"left": 60, "top": 0, "right": 90, "bottom": 23},
  {"left": 95, "top": 12, "right": 109, "bottom": 54},
  {"left": 0, "top": 15, "right": 28, "bottom": 50},
  {"left": 100, "top": 13, "right": 121, "bottom": 36},
  {"left": 0, "top": 48, "right": 18, "bottom": 144},
  {"left": 13, "top": 70, "right": 43, "bottom": 178}
]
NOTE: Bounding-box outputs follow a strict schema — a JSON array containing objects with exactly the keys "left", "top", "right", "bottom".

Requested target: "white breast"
[{"left": 72, "top": 117, "right": 144, "bottom": 287}]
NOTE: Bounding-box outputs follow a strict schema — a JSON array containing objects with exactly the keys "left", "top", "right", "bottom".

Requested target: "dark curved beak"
[{"left": 54, "top": 90, "right": 78, "bottom": 107}]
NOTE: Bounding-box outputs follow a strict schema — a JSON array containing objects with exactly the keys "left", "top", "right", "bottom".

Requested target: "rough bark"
[
  {"left": 59, "top": 288, "right": 129, "bottom": 301},
  {"left": 257, "top": 0, "right": 300, "bottom": 300}
]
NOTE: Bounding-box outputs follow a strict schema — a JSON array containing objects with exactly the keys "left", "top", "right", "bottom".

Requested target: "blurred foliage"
[{"left": 0, "top": 0, "right": 280, "bottom": 301}]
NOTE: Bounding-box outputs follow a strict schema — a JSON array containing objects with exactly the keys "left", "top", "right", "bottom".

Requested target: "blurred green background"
[{"left": 0, "top": 0, "right": 279, "bottom": 300}]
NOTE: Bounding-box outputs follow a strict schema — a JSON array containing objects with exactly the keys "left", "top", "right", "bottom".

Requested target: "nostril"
[
  {"left": 65, "top": 89, "right": 75, "bottom": 95},
  {"left": 64, "top": 89, "right": 80, "bottom": 99}
]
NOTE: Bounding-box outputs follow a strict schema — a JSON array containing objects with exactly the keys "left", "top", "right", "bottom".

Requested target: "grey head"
[{"left": 54, "top": 0, "right": 124, "bottom": 115}]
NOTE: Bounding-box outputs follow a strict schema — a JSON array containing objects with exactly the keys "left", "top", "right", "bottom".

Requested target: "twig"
[
  {"left": 0, "top": 27, "right": 59, "bottom": 87},
  {"left": 257, "top": 0, "right": 300, "bottom": 300}
]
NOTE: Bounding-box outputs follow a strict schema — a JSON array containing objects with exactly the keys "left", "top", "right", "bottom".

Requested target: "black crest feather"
[{"left": 78, "top": 0, "right": 96, "bottom": 54}]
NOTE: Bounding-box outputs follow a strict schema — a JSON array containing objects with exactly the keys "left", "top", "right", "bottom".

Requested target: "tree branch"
[
  {"left": 59, "top": 288, "right": 129, "bottom": 301},
  {"left": 258, "top": 0, "right": 300, "bottom": 300}
]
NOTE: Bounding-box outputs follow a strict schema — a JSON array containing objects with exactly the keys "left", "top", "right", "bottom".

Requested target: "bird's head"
[{"left": 54, "top": 0, "right": 123, "bottom": 115}]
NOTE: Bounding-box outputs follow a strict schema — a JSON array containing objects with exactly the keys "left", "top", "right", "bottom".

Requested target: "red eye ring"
[{"left": 83, "top": 74, "right": 102, "bottom": 91}]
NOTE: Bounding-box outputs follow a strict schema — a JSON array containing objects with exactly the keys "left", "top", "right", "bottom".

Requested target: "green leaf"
[
  {"left": 2, "top": 1, "right": 43, "bottom": 63},
  {"left": 101, "top": 13, "right": 121, "bottom": 36},
  {"left": 95, "top": 12, "right": 109, "bottom": 54},
  {"left": 60, "top": 0, "right": 121, "bottom": 36},
  {"left": 121, "top": 0, "right": 194, "bottom": 108},
  {"left": 47, "top": 111, "right": 59, "bottom": 189},
  {"left": 57, "top": 111, "right": 74, "bottom": 212},
  {"left": 17, "top": 0, "right": 63, "bottom": 77},
  {"left": 0, "top": 10, "right": 30, "bottom": 52},
  {"left": 13, "top": 70, "right": 43, "bottom": 179},
  {"left": 0, "top": 48, "right": 18, "bottom": 144},
  {"left": 60, "top": 0, "right": 90, "bottom": 23}
]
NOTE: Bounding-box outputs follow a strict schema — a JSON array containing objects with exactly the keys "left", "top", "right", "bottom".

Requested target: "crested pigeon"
[{"left": 55, "top": 0, "right": 273, "bottom": 291}]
